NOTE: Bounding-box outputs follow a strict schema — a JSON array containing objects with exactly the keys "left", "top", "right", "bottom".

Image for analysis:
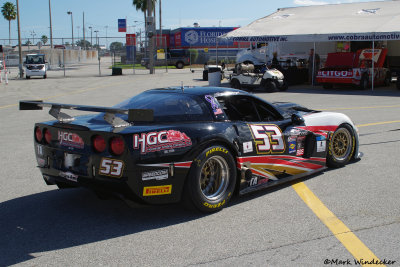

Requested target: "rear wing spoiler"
[{"left": 19, "top": 100, "right": 153, "bottom": 128}]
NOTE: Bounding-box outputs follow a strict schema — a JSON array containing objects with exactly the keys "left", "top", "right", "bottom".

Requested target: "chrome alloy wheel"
[
  {"left": 331, "top": 127, "right": 353, "bottom": 161},
  {"left": 200, "top": 155, "right": 229, "bottom": 201}
]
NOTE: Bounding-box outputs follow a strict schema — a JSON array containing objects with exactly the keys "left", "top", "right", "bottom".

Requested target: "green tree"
[
  {"left": 1, "top": 2, "right": 17, "bottom": 45},
  {"left": 110, "top": 41, "right": 124, "bottom": 51},
  {"left": 76, "top": 39, "right": 91, "bottom": 48},
  {"left": 24, "top": 40, "right": 32, "bottom": 46},
  {"left": 41, "top": 35, "right": 48, "bottom": 45}
]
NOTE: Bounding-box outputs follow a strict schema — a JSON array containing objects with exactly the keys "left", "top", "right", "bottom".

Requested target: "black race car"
[{"left": 20, "top": 87, "right": 360, "bottom": 212}]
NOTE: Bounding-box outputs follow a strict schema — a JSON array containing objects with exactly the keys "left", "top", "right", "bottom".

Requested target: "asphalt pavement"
[{"left": 0, "top": 61, "right": 399, "bottom": 266}]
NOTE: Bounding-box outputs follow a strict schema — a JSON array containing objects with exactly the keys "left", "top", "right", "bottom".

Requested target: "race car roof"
[{"left": 221, "top": 1, "right": 400, "bottom": 43}]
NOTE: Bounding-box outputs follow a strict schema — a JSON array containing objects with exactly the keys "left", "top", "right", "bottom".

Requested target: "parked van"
[{"left": 25, "top": 54, "right": 47, "bottom": 79}]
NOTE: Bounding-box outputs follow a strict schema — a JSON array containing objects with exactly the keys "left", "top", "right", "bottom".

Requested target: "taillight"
[
  {"left": 44, "top": 129, "right": 52, "bottom": 144},
  {"left": 35, "top": 127, "right": 43, "bottom": 142},
  {"left": 110, "top": 137, "right": 125, "bottom": 155},
  {"left": 93, "top": 135, "right": 106, "bottom": 153}
]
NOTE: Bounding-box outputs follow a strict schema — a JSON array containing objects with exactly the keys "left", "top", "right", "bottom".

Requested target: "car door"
[{"left": 217, "top": 94, "right": 299, "bottom": 192}]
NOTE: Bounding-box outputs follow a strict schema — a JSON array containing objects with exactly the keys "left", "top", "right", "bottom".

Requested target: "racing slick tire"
[
  {"left": 327, "top": 124, "right": 356, "bottom": 168},
  {"left": 184, "top": 145, "right": 236, "bottom": 213},
  {"left": 230, "top": 79, "right": 241, "bottom": 89},
  {"left": 176, "top": 61, "right": 184, "bottom": 69},
  {"left": 359, "top": 74, "right": 369, "bottom": 90},
  {"left": 265, "top": 80, "right": 277, "bottom": 92}
]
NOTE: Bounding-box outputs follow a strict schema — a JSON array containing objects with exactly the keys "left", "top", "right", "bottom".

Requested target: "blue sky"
[{"left": 0, "top": 0, "right": 385, "bottom": 46}]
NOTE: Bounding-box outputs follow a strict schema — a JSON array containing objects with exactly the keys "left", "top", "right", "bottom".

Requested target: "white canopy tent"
[
  {"left": 221, "top": 1, "right": 400, "bottom": 89},
  {"left": 223, "top": 1, "right": 400, "bottom": 43}
]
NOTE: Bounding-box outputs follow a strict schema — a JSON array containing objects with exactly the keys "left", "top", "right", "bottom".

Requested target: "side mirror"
[{"left": 291, "top": 113, "right": 305, "bottom": 125}]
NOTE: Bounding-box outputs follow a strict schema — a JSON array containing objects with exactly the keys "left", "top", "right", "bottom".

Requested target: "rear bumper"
[
  {"left": 316, "top": 77, "right": 360, "bottom": 85},
  {"left": 26, "top": 69, "right": 46, "bottom": 76}
]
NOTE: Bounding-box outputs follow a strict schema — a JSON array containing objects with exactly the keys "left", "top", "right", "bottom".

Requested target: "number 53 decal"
[
  {"left": 249, "top": 124, "right": 285, "bottom": 154},
  {"left": 99, "top": 158, "right": 124, "bottom": 178}
]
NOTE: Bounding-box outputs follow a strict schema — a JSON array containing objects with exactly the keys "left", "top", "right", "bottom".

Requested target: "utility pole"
[
  {"left": 147, "top": 0, "right": 155, "bottom": 74},
  {"left": 49, "top": 0, "right": 53, "bottom": 48},
  {"left": 105, "top": 26, "right": 108, "bottom": 50},
  {"left": 159, "top": 0, "right": 162, "bottom": 44},
  {"left": 16, "top": 0, "right": 23, "bottom": 78}
]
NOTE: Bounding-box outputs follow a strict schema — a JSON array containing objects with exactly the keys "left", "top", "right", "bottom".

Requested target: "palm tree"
[
  {"left": 41, "top": 35, "right": 48, "bottom": 45},
  {"left": 1, "top": 2, "right": 17, "bottom": 45},
  {"left": 132, "top": 0, "right": 157, "bottom": 34}
]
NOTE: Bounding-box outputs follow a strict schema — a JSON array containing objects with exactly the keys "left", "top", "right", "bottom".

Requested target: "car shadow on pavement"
[{"left": 0, "top": 188, "right": 204, "bottom": 266}]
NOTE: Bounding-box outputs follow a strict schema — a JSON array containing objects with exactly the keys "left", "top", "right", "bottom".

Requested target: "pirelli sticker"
[{"left": 143, "top": 185, "right": 172, "bottom": 196}]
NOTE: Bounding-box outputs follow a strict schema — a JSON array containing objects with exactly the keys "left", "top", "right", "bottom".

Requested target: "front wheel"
[
  {"left": 327, "top": 124, "right": 355, "bottom": 168},
  {"left": 203, "top": 70, "right": 208, "bottom": 81},
  {"left": 176, "top": 61, "right": 184, "bottom": 69},
  {"left": 231, "top": 79, "right": 241, "bottom": 89},
  {"left": 265, "top": 80, "right": 277, "bottom": 92},
  {"left": 279, "top": 80, "right": 288, "bottom": 91},
  {"left": 184, "top": 146, "right": 236, "bottom": 212}
]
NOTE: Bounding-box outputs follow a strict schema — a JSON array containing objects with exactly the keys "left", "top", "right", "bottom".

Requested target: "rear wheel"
[
  {"left": 26, "top": 75, "right": 30, "bottom": 79},
  {"left": 176, "top": 61, "right": 184, "bottom": 69},
  {"left": 184, "top": 145, "right": 236, "bottom": 213},
  {"left": 231, "top": 79, "right": 241, "bottom": 89},
  {"left": 327, "top": 124, "right": 355, "bottom": 168},
  {"left": 43, "top": 74, "right": 47, "bottom": 79}
]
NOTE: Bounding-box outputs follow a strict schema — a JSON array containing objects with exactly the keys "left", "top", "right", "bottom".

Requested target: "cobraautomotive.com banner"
[{"left": 229, "top": 32, "right": 400, "bottom": 43}]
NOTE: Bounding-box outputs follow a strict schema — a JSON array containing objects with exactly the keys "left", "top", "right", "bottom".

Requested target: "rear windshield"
[
  {"left": 115, "top": 92, "right": 212, "bottom": 122},
  {"left": 26, "top": 55, "right": 45, "bottom": 64}
]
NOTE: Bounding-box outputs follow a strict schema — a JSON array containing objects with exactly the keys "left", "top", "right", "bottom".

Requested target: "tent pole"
[
  {"left": 372, "top": 40, "right": 374, "bottom": 92},
  {"left": 312, "top": 42, "right": 316, "bottom": 86}
]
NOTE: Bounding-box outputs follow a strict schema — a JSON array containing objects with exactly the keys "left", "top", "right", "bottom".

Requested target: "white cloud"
[{"left": 293, "top": 0, "right": 329, "bottom": 5}]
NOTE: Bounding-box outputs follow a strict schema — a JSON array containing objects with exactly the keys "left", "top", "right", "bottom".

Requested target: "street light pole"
[
  {"left": 89, "top": 26, "right": 92, "bottom": 48},
  {"left": 94, "top": 30, "right": 99, "bottom": 47},
  {"left": 67, "top": 11, "right": 74, "bottom": 46},
  {"left": 49, "top": 0, "right": 53, "bottom": 48}
]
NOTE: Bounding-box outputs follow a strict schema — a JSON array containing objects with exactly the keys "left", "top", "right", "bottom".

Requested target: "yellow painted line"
[
  {"left": 0, "top": 81, "right": 131, "bottom": 110},
  {"left": 319, "top": 104, "right": 400, "bottom": 111},
  {"left": 356, "top": 120, "right": 400, "bottom": 128},
  {"left": 292, "top": 182, "right": 384, "bottom": 266}
]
